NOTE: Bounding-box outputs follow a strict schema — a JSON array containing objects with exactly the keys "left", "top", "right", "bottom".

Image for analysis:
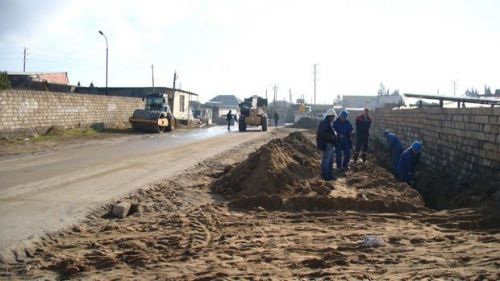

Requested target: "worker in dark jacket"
[
  {"left": 332, "top": 110, "right": 354, "bottom": 171},
  {"left": 273, "top": 112, "right": 279, "bottom": 127},
  {"left": 383, "top": 130, "right": 404, "bottom": 175},
  {"left": 353, "top": 108, "right": 372, "bottom": 162},
  {"left": 226, "top": 110, "right": 233, "bottom": 131},
  {"left": 398, "top": 141, "right": 422, "bottom": 187},
  {"left": 316, "top": 109, "right": 337, "bottom": 181}
]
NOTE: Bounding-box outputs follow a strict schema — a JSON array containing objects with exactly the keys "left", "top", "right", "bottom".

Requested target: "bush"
[{"left": 0, "top": 71, "right": 11, "bottom": 90}]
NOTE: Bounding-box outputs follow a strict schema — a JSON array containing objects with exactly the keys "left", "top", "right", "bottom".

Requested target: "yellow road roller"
[{"left": 129, "top": 93, "right": 175, "bottom": 133}]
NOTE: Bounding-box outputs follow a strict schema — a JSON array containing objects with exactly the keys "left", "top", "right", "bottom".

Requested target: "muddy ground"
[{"left": 0, "top": 130, "right": 499, "bottom": 280}]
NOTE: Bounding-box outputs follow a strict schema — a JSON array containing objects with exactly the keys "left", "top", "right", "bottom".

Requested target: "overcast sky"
[{"left": 1, "top": 0, "right": 499, "bottom": 102}]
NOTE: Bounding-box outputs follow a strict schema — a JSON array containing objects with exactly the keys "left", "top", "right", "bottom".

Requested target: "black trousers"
[{"left": 353, "top": 136, "right": 368, "bottom": 161}]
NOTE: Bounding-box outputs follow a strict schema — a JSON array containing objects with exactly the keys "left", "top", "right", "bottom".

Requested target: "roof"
[
  {"left": 208, "top": 95, "right": 242, "bottom": 107},
  {"left": 342, "top": 95, "right": 402, "bottom": 109},
  {"left": 7, "top": 71, "right": 68, "bottom": 76}
]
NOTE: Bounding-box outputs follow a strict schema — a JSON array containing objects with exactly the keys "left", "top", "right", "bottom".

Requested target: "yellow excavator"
[{"left": 129, "top": 93, "right": 175, "bottom": 133}]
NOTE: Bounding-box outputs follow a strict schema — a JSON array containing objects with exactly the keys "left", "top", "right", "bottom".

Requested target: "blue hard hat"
[
  {"left": 411, "top": 141, "right": 422, "bottom": 152},
  {"left": 340, "top": 110, "right": 348, "bottom": 118},
  {"left": 383, "top": 130, "right": 390, "bottom": 137}
]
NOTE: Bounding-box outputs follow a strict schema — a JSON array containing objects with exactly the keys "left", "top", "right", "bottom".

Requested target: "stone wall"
[
  {"left": 0, "top": 90, "right": 143, "bottom": 137},
  {"left": 367, "top": 107, "right": 500, "bottom": 208}
]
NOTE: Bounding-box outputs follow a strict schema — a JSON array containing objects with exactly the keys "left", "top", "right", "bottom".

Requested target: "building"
[
  {"left": 8, "top": 72, "right": 69, "bottom": 85},
  {"left": 78, "top": 87, "right": 198, "bottom": 121},
  {"left": 203, "top": 95, "right": 242, "bottom": 122},
  {"left": 342, "top": 95, "right": 403, "bottom": 110}
]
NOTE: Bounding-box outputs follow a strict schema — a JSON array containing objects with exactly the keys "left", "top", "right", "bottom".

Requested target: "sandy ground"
[
  {"left": 0, "top": 126, "right": 280, "bottom": 262},
  {"left": 0, "top": 129, "right": 499, "bottom": 280}
]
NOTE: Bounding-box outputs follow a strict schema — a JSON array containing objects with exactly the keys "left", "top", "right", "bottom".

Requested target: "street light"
[{"left": 98, "top": 30, "right": 108, "bottom": 95}]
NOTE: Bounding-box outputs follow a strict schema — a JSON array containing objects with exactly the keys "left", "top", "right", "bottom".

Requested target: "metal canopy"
[{"left": 403, "top": 93, "right": 500, "bottom": 108}]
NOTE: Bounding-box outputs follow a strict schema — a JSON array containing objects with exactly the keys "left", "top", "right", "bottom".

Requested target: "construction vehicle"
[
  {"left": 238, "top": 95, "right": 268, "bottom": 132},
  {"left": 129, "top": 93, "right": 175, "bottom": 133}
]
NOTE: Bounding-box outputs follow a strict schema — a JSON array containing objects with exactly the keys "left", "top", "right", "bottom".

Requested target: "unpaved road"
[{"left": 0, "top": 126, "right": 271, "bottom": 259}]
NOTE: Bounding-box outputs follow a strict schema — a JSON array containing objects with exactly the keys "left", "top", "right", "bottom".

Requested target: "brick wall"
[
  {"left": 0, "top": 90, "right": 143, "bottom": 137},
  {"left": 369, "top": 107, "right": 500, "bottom": 183}
]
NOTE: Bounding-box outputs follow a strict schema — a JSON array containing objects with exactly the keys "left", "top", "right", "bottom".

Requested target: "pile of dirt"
[
  {"left": 212, "top": 132, "right": 425, "bottom": 212},
  {"left": 289, "top": 117, "right": 319, "bottom": 129}
]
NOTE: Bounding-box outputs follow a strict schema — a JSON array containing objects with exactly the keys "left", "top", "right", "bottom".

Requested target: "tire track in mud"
[{"left": 1, "top": 129, "right": 499, "bottom": 280}]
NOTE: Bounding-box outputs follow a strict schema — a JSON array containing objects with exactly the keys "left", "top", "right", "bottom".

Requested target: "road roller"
[{"left": 129, "top": 93, "right": 175, "bottom": 133}]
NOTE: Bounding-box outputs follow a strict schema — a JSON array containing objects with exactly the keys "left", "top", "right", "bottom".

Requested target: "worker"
[
  {"left": 398, "top": 141, "right": 422, "bottom": 187},
  {"left": 383, "top": 130, "right": 404, "bottom": 175},
  {"left": 353, "top": 108, "right": 372, "bottom": 162},
  {"left": 274, "top": 112, "right": 279, "bottom": 127},
  {"left": 332, "top": 110, "right": 353, "bottom": 171},
  {"left": 316, "top": 108, "right": 337, "bottom": 181},
  {"left": 226, "top": 110, "right": 233, "bottom": 131}
]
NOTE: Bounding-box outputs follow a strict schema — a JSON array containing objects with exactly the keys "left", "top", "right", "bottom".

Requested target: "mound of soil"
[
  {"left": 213, "top": 132, "right": 320, "bottom": 197},
  {"left": 212, "top": 132, "right": 425, "bottom": 212},
  {"left": 289, "top": 117, "right": 319, "bottom": 129}
]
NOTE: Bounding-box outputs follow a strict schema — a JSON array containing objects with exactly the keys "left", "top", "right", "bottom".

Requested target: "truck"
[{"left": 238, "top": 95, "right": 268, "bottom": 132}]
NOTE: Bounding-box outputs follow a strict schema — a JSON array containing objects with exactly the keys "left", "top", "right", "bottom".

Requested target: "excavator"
[
  {"left": 129, "top": 93, "right": 175, "bottom": 133},
  {"left": 238, "top": 95, "right": 268, "bottom": 132}
]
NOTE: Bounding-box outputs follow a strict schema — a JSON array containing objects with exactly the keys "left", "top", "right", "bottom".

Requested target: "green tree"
[{"left": 0, "top": 71, "right": 11, "bottom": 90}]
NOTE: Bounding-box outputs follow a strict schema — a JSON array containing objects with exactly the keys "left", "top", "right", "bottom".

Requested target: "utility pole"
[
  {"left": 272, "top": 85, "right": 278, "bottom": 114},
  {"left": 452, "top": 80, "right": 456, "bottom": 96},
  {"left": 98, "top": 30, "right": 109, "bottom": 95},
  {"left": 172, "top": 70, "right": 177, "bottom": 90},
  {"left": 151, "top": 64, "right": 155, "bottom": 94},
  {"left": 313, "top": 63, "right": 318, "bottom": 109},
  {"left": 265, "top": 89, "right": 268, "bottom": 100},
  {"left": 23, "top": 47, "right": 27, "bottom": 72},
  {"left": 289, "top": 88, "right": 292, "bottom": 104}
]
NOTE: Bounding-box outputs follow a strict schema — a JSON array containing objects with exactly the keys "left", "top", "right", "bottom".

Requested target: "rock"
[
  {"left": 112, "top": 202, "right": 131, "bottom": 219},
  {"left": 256, "top": 206, "right": 266, "bottom": 212},
  {"left": 312, "top": 185, "right": 332, "bottom": 196}
]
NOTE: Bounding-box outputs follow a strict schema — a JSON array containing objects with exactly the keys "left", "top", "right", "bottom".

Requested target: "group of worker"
[{"left": 316, "top": 108, "right": 422, "bottom": 187}]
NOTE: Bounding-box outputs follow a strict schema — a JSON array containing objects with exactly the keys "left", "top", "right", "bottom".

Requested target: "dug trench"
[
  {"left": 1, "top": 130, "right": 499, "bottom": 280},
  {"left": 370, "top": 137, "right": 500, "bottom": 211}
]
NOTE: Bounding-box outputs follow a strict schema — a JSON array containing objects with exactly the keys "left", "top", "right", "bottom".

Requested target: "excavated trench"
[{"left": 370, "top": 138, "right": 499, "bottom": 211}]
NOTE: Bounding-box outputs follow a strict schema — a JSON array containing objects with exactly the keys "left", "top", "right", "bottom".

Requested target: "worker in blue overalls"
[
  {"left": 383, "top": 130, "right": 404, "bottom": 176},
  {"left": 398, "top": 141, "right": 422, "bottom": 187},
  {"left": 332, "top": 110, "right": 354, "bottom": 171}
]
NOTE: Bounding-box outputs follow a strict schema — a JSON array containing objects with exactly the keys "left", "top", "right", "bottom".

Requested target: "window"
[{"left": 179, "top": 95, "right": 185, "bottom": 112}]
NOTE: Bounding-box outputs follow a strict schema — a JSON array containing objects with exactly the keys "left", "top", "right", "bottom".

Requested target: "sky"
[{"left": 0, "top": 0, "right": 499, "bottom": 103}]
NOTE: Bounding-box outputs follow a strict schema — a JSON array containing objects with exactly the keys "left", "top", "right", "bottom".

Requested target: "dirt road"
[
  {"left": 1, "top": 130, "right": 498, "bottom": 280},
  {"left": 0, "top": 126, "right": 276, "bottom": 260}
]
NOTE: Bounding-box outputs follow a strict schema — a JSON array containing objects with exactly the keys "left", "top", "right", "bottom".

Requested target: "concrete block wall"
[
  {"left": 369, "top": 107, "right": 500, "bottom": 183},
  {"left": 0, "top": 90, "right": 143, "bottom": 137}
]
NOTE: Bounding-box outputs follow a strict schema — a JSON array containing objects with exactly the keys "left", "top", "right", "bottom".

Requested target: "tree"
[
  {"left": 378, "top": 83, "right": 386, "bottom": 96},
  {"left": 484, "top": 85, "right": 492, "bottom": 96},
  {"left": 391, "top": 89, "right": 400, "bottom": 96},
  {"left": 0, "top": 71, "right": 11, "bottom": 90}
]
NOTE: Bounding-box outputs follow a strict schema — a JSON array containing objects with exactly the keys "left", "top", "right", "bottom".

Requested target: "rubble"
[{"left": 112, "top": 202, "right": 131, "bottom": 219}]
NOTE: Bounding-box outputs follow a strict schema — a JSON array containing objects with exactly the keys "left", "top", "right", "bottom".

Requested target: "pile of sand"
[
  {"left": 289, "top": 117, "right": 319, "bottom": 129},
  {"left": 213, "top": 132, "right": 425, "bottom": 212}
]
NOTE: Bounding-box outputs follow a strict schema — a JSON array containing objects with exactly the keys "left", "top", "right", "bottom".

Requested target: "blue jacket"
[
  {"left": 385, "top": 132, "right": 403, "bottom": 153},
  {"left": 332, "top": 118, "right": 353, "bottom": 147},
  {"left": 398, "top": 147, "right": 419, "bottom": 181},
  {"left": 316, "top": 117, "right": 336, "bottom": 151}
]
